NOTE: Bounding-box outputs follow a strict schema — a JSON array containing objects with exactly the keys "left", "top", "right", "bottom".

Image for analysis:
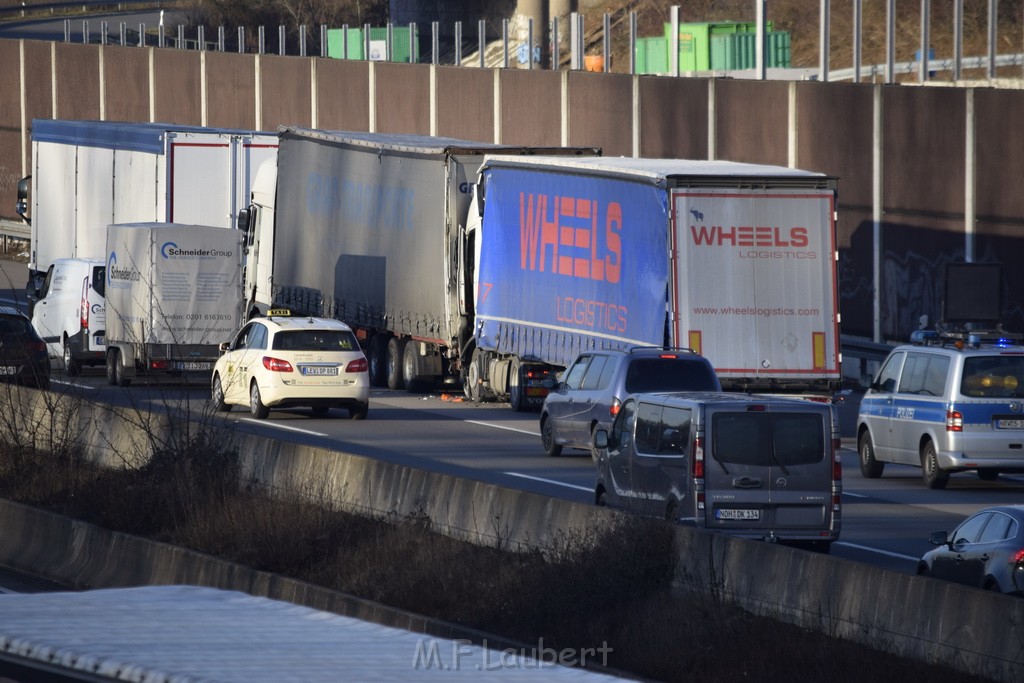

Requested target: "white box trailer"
[
  {"left": 104, "top": 222, "right": 242, "bottom": 386},
  {"left": 20, "top": 119, "right": 277, "bottom": 287}
]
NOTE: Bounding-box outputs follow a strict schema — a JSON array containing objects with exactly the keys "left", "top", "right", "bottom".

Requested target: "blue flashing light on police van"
[{"left": 910, "top": 330, "right": 938, "bottom": 344}]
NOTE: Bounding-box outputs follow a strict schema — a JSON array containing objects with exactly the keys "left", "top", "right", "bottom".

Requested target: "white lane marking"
[
  {"left": 843, "top": 491, "right": 869, "bottom": 498},
  {"left": 50, "top": 379, "right": 98, "bottom": 391},
  {"left": 465, "top": 420, "right": 538, "bottom": 436},
  {"left": 236, "top": 418, "right": 328, "bottom": 437},
  {"left": 834, "top": 541, "right": 919, "bottom": 562},
  {"left": 504, "top": 471, "right": 592, "bottom": 492}
]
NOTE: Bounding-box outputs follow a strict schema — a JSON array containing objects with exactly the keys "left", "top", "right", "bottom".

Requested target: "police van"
[{"left": 857, "top": 330, "right": 1024, "bottom": 489}]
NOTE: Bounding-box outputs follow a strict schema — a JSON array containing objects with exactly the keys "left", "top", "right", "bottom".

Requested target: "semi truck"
[
  {"left": 16, "top": 119, "right": 277, "bottom": 302},
  {"left": 104, "top": 222, "right": 243, "bottom": 386},
  {"left": 240, "top": 127, "right": 597, "bottom": 391},
  {"left": 468, "top": 156, "right": 841, "bottom": 407}
]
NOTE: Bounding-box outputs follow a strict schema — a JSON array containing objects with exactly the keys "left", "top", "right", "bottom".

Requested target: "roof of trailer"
[{"left": 32, "top": 119, "right": 275, "bottom": 154}]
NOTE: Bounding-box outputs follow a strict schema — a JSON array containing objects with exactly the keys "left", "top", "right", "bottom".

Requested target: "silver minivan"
[{"left": 594, "top": 391, "right": 842, "bottom": 552}]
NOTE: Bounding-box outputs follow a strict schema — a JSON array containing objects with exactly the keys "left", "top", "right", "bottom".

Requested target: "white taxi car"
[{"left": 211, "top": 311, "right": 369, "bottom": 419}]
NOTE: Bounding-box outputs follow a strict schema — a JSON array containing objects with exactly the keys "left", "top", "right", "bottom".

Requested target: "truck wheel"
[
  {"left": 62, "top": 339, "right": 81, "bottom": 377},
  {"left": 368, "top": 335, "right": 388, "bottom": 387},
  {"left": 403, "top": 340, "right": 426, "bottom": 393},
  {"left": 467, "top": 349, "right": 484, "bottom": 403},
  {"left": 210, "top": 375, "right": 230, "bottom": 412},
  {"left": 921, "top": 440, "right": 949, "bottom": 489},
  {"left": 858, "top": 431, "right": 884, "bottom": 478},
  {"left": 541, "top": 415, "right": 562, "bottom": 457},
  {"left": 109, "top": 349, "right": 131, "bottom": 387},
  {"left": 508, "top": 357, "right": 526, "bottom": 412},
  {"left": 249, "top": 381, "right": 270, "bottom": 419},
  {"left": 106, "top": 350, "right": 117, "bottom": 385},
  {"left": 386, "top": 337, "right": 407, "bottom": 390}
]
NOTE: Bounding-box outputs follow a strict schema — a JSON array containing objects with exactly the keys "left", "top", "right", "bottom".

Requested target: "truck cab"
[{"left": 240, "top": 157, "right": 278, "bottom": 319}]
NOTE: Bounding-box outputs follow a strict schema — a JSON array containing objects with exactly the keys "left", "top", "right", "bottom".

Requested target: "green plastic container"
[
  {"left": 326, "top": 27, "right": 419, "bottom": 63},
  {"left": 664, "top": 21, "right": 772, "bottom": 72},
  {"left": 635, "top": 36, "right": 669, "bottom": 74},
  {"left": 709, "top": 31, "right": 791, "bottom": 70}
]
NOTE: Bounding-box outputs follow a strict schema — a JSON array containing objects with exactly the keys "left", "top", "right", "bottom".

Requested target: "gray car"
[
  {"left": 539, "top": 347, "right": 720, "bottom": 460},
  {"left": 918, "top": 505, "right": 1024, "bottom": 595}
]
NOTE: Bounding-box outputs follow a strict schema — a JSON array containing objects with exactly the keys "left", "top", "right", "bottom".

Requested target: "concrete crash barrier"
[{"left": 1, "top": 387, "right": 1022, "bottom": 681}]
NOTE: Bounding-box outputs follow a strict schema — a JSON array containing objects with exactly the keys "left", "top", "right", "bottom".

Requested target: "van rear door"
[{"left": 703, "top": 402, "right": 832, "bottom": 536}]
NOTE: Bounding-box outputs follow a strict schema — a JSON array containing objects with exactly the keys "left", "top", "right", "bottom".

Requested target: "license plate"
[
  {"left": 716, "top": 508, "right": 760, "bottom": 521},
  {"left": 94, "top": 336, "right": 104, "bottom": 346},
  {"left": 0, "top": 366, "right": 17, "bottom": 375},
  {"left": 997, "top": 419, "right": 1024, "bottom": 429},
  {"left": 175, "top": 361, "right": 211, "bottom": 371},
  {"left": 300, "top": 366, "right": 338, "bottom": 376}
]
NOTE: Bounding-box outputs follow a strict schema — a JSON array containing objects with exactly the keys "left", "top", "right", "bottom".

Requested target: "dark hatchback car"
[
  {"left": 0, "top": 306, "right": 50, "bottom": 390},
  {"left": 918, "top": 505, "right": 1024, "bottom": 595},
  {"left": 540, "top": 347, "right": 720, "bottom": 460}
]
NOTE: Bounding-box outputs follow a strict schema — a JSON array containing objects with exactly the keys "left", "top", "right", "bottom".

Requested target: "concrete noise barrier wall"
[{"left": 1, "top": 386, "right": 1021, "bottom": 681}]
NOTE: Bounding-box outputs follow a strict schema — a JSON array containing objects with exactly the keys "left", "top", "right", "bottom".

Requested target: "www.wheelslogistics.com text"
[{"left": 412, "top": 638, "right": 613, "bottom": 672}]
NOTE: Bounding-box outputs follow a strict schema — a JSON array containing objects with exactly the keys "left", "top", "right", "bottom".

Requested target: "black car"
[
  {"left": 918, "top": 505, "right": 1024, "bottom": 595},
  {"left": 540, "top": 347, "right": 720, "bottom": 460},
  {"left": 0, "top": 306, "right": 50, "bottom": 390}
]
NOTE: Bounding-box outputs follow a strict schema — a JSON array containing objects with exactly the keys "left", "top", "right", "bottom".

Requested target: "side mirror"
[
  {"left": 928, "top": 530, "right": 949, "bottom": 547},
  {"left": 16, "top": 176, "right": 30, "bottom": 221},
  {"left": 219, "top": 342, "right": 230, "bottom": 352},
  {"left": 593, "top": 429, "right": 609, "bottom": 451},
  {"left": 237, "top": 207, "right": 250, "bottom": 234},
  {"left": 542, "top": 377, "right": 558, "bottom": 390},
  {"left": 860, "top": 373, "right": 874, "bottom": 389}
]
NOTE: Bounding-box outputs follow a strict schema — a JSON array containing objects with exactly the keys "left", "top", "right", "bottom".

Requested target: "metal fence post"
[
  {"left": 629, "top": 12, "right": 636, "bottom": 75},
  {"left": 527, "top": 17, "right": 533, "bottom": 70},
  {"left": 552, "top": 17, "right": 559, "bottom": 70},
  {"left": 82, "top": 20, "right": 89, "bottom": 44},
  {"left": 238, "top": 26, "right": 245, "bottom": 54},
  {"left": 886, "top": 0, "right": 895, "bottom": 83},
  {"left": 321, "top": 24, "right": 327, "bottom": 57},
  {"left": 138, "top": 22, "right": 145, "bottom": 47},
  {"left": 502, "top": 19, "right": 509, "bottom": 68},
  {"left": 120, "top": 21, "right": 127, "bottom": 46},
  {"left": 432, "top": 21, "right": 438, "bottom": 64},
  {"left": 953, "top": 0, "right": 963, "bottom": 81},
  {"left": 479, "top": 19, "right": 486, "bottom": 68},
  {"left": 101, "top": 20, "right": 108, "bottom": 46},
  {"left": 341, "top": 24, "right": 348, "bottom": 58},
  {"left": 218, "top": 26, "right": 225, "bottom": 52},
  {"left": 363, "top": 23, "right": 370, "bottom": 61},
  {"left": 853, "top": 0, "right": 862, "bottom": 82},
  {"left": 158, "top": 23, "right": 165, "bottom": 48},
  {"left": 455, "top": 21, "right": 462, "bottom": 66},
  {"left": 409, "top": 22, "right": 416, "bottom": 63},
  {"left": 258, "top": 26, "right": 265, "bottom": 55},
  {"left": 177, "top": 24, "right": 184, "bottom": 50},
  {"left": 602, "top": 13, "right": 610, "bottom": 72},
  {"left": 819, "top": 0, "right": 830, "bottom": 82},
  {"left": 919, "top": 0, "right": 930, "bottom": 82},
  {"left": 299, "top": 25, "right": 306, "bottom": 57},
  {"left": 387, "top": 22, "right": 393, "bottom": 61},
  {"left": 987, "top": 0, "right": 997, "bottom": 79},
  {"left": 670, "top": 6, "right": 679, "bottom": 76},
  {"left": 278, "top": 25, "right": 285, "bottom": 55},
  {"left": 64, "top": 19, "right": 70, "bottom": 42},
  {"left": 198, "top": 26, "right": 205, "bottom": 51}
]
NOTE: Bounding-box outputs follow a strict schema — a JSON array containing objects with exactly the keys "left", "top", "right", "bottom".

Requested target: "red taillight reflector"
[
  {"left": 262, "top": 356, "right": 293, "bottom": 372},
  {"left": 80, "top": 277, "right": 89, "bottom": 330},
  {"left": 692, "top": 436, "right": 704, "bottom": 477},
  {"left": 946, "top": 410, "right": 963, "bottom": 432},
  {"left": 658, "top": 353, "right": 678, "bottom": 359},
  {"left": 346, "top": 357, "right": 368, "bottom": 373},
  {"left": 746, "top": 404, "right": 767, "bottom": 411},
  {"left": 28, "top": 340, "right": 46, "bottom": 353},
  {"left": 609, "top": 397, "right": 621, "bottom": 417},
  {"left": 149, "top": 360, "right": 169, "bottom": 370},
  {"left": 696, "top": 492, "right": 705, "bottom": 511},
  {"left": 832, "top": 494, "right": 841, "bottom": 512},
  {"left": 1010, "top": 549, "right": 1024, "bottom": 565},
  {"left": 833, "top": 439, "right": 843, "bottom": 480}
]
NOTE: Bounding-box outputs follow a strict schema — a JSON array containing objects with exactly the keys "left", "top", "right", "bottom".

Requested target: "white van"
[
  {"left": 30, "top": 257, "right": 106, "bottom": 376},
  {"left": 594, "top": 391, "right": 842, "bottom": 553}
]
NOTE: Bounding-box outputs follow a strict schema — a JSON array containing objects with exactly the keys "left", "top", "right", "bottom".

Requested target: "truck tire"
[
  {"left": 467, "top": 349, "right": 484, "bottom": 403},
  {"left": 386, "top": 337, "right": 407, "bottom": 391},
  {"left": 403, "top": 341, "right": 426, "bottom": 393},
  {"left": 108, "top": 349, "right": 131, "bottom": 387},
  {"left": 106, "top": 350, "right": 117, "bottom": 386},
  {"left": 508, "top": 357, "right": 526, "bottom": 412},
  {"left": 368, "top": 335, "right": 388, "bottom": 387},
  {"left": 63, "top": 339, "right": 81, "bottom": 377}
]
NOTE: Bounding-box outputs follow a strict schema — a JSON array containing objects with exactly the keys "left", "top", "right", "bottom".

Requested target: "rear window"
[
  {"left": 272, "top": 329, "right": 360, "bottom": 352},
  {"left": 93, "top": 266, "right": 106, "bottom": 297},
  {"left": 960, "top": 355, "right": 1024, "bottom": 398},
  {"left": 712, "top": 412, "right": 825, "bottom": 467},
  {"left": 624, "top": 358, "right": 718, "bottom": 393}
]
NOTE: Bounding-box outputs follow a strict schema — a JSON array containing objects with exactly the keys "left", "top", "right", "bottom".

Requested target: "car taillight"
[
  {"left": 833, "top": 438, "right": 843, "bottom": 481},
  {"left": 80, "top": 277, "right": 89, "bottom": 331},
  {"left": 149, "top": 359, "right": 169, "bottom": 370},
  {"left": 262, "top": 356, "right": 293, "bottom": 372},
  {"left": 346, "top": 357, "right": 368, "bottom": 373},
  {"left": 609, "top": 397, "right": 621, "bottom": 418},
  {"left": 27, "top": 340, "right": 46, "bottom": 353},
  {"left": 692, "top": 435, "right": 704, "bottom": 478},
  {"left": 946, "top": 410, "right": 964, "bottom": 432},
  {"left": 1011, "top": 549, "right": 1024, "bottom": 565}
]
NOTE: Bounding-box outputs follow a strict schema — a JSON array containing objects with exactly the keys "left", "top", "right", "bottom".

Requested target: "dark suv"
[{"left": 540, "top": 347, "right": 720, "bottom": 459}]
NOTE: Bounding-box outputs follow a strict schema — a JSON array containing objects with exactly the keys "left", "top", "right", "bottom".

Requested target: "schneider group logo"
[
  {"left": 160, "top": 241, "right": 233, "bottom": 260},
  {"left": 107, "top": 252, "right": 140, "bottom": 284}
]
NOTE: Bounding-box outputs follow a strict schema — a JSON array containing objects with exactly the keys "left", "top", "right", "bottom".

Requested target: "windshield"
[{"left": 960, "top": 355, "right": 1024, "bottom": 398}]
